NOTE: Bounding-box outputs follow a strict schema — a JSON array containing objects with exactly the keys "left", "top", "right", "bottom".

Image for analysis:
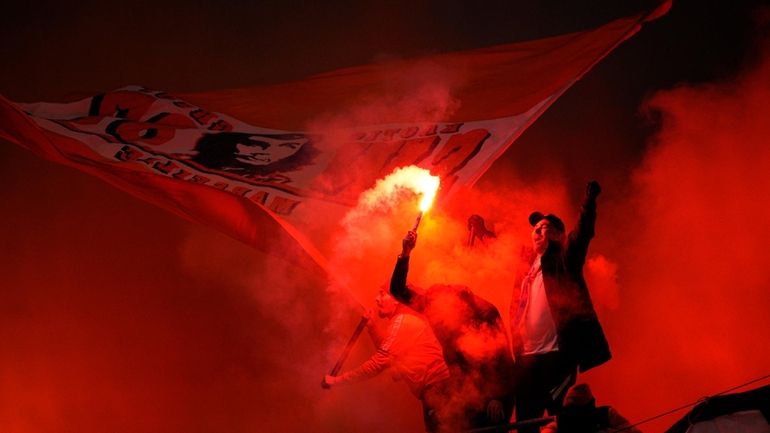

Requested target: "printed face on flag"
[
  {"left": 232, "top": 135, "right": 306, "bottom": 166},
  {"left": 190, "top": 132, "right": 315, "bottom": 179}
]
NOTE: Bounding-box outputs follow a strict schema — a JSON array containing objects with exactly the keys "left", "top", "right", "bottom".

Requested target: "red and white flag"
[{"left": 0, "top": 3, "right": 669, "bottom": 270}]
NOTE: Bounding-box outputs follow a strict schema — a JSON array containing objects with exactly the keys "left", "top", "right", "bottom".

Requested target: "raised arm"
[
  {"left": 390, "top": 230, "right": 423, "bottom": 307},
  {"left": 567, "top": 181, "right": 601, "bottom": 266}
]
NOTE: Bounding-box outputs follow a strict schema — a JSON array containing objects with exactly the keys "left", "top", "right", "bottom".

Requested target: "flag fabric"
[{"left": 0, "top": 2, "right": 669, "bottom": 271}]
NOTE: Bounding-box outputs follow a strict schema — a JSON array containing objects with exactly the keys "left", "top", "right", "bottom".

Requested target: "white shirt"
[{"left": 520, "top": 257, "right": 559, "bottom": 354}]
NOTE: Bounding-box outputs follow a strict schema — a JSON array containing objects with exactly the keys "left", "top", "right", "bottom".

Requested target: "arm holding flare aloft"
[{"left": 389, "top": 230, "right": 425, "bottom": 308}]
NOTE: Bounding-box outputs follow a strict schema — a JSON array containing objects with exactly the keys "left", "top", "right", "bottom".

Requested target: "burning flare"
[
  {"left": 416, "top": 174, "right": 440, "bottom": 213},
  {"left": 356, "top": 165, "right": 440, "bottom": 213}
]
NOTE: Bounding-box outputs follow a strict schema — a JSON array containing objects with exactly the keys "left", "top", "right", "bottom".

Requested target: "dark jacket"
[
  {"left": 510, "top": 194, "right": 611, "bottom": 372},
  {"left": 391, "top": 257, "right": 516, "bottom": 424}
]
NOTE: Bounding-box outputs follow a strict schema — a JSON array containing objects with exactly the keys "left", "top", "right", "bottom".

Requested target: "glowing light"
[
  {"left": 416, "top": 175, "right": 440, "bottom": 212},
  {"left": 354, "top": 165, "right": 441, "bottom": 215}
]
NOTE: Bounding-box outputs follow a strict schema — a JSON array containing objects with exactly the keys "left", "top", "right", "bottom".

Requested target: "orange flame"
[
  {"left": 355, "top": 165, "right": 440, "bottom": 214},
  {"left": 416, "top": 174, "right": 440, "bottom": 212}
]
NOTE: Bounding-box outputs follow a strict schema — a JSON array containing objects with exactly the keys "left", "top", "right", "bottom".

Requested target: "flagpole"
[{"left": 322, "top": 315, "right": 370, "bottom": 388}]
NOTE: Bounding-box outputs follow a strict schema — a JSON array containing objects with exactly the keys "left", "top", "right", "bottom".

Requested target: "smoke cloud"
[
  {"left": 3, "top": 6, "right": 770, "bottom": 433},
  {"left": 582, "top": 31, "right": 770, "bottom": 432},
  {"left": 317, "top": 24, "right": 770, "bottom": 433}
]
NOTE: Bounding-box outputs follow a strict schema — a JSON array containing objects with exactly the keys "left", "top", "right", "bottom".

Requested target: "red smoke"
[
  {"left": 3, "top": 9, "right": 770, "bottom": 433},
  {"left": 320, "top": 31, "right": 770, "bottom": 432},
  {"left": 583, "top": 35, "right": 770, "bottom": 432}
]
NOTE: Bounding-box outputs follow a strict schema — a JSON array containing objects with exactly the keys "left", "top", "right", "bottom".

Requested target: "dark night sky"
[{"left": 1, "top": 1, "right": 768, "bottom": 432}]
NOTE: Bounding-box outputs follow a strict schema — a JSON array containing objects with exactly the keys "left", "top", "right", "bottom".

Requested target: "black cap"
[{"left": 529, "top": 211, "right": 565, "bottom": 232}]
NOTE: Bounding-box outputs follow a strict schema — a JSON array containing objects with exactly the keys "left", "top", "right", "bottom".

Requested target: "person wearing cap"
[
  {"left": 541, "top": 383, "right": 642, "bottom": 433},
  {"left": 510, "top": 181, "right": 611, "bottom": 433}
]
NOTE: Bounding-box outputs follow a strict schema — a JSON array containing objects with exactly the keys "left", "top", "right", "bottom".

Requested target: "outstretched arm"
[
  {"left": 323, "top": 315, "right": 402, "bottom": 388},
  {"left": 323, "top": 351, "right": 390, "bottom": 388}
]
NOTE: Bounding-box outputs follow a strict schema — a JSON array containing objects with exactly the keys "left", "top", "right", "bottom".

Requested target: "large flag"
[{"left": 0, "top": 2, "right": 669, "bottom": 271}]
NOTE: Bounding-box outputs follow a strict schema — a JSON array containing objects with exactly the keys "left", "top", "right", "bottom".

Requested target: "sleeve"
[
  {"left": 390, "top": 255, "right": 426, "bottom": 310},
  {"left": 486, "top": 319, "right": 517, "bottom": 403},
  {"left": 471, "top": 290, "right": 503, "bottom": 325},
  {"left": 335, "top": 315, "right": 404, "bottom": 385},
  {"left": 566, "top": 193, "right": 597, "bottom": 269},
  {"left": 471, "top": 291, "right": 516, "bottom": 402}
]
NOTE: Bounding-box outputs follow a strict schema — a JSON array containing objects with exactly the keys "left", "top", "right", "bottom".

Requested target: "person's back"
[
  {"left": 384, "top": 312, "right": 451, "bottom": 398},
  {"left": 391, "top": 231, "right": 515, "bottom": 430}
]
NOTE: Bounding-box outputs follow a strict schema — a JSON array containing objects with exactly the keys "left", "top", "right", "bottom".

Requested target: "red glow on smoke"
[
  {"left": 3, "top": 7, "right": 770, "bottom": 433},
  {"left": 583, "top": 38, "right": 770, "bottom": 432}
]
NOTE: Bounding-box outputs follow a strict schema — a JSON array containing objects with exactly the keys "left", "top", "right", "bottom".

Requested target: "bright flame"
[
  {"left": 357, "top": 165, "right": 440, "bottom": 213},
  {"left": 417, "top": 175, "right": 440, "bottom": 212}
]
